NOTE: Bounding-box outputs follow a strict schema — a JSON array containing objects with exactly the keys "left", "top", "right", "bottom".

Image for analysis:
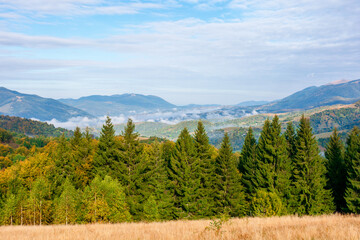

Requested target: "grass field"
[{"left": 1, "top": 214, "right": 359, "bottom": 240}]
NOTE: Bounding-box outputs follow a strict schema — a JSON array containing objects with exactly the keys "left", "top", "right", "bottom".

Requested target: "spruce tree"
[
  {"left": 325, "top": 128, "right": 346, "bottom": 212},
  {"left": 142, "top": 141, "right": 173, "bottom": 220},
  {"left": 118, "top": 118, "right": 150, "bottom": 219},
  {"left": 72, "top": 127, "right": 95, "bottom": 188},
  {"left": 214, "top": 133, "right": 246, "bottom": 216},
  {"left": 93, "top": 116, "right": 121, "bottom": 179},
  {"left": 290, "top": 115, "right": 334, "bottom": 215},
  {"left": 284, "top": 122, "right": 297, "bottom": 163},
  {"left": 194, "top": 121, "right": 216, "bottom": 217},
  {"left": 53, "top": 134, "right": 74, "bottom": 193},
  {"left": 239, "top": 127, "right": 258, "bottom": 200},
  {"left": 255, "top": 116, "right": 291, "bottom": 211},
  {"left": 344, "top": 127, "right": 360, "bottom": 213},
  {"left": 168, "top": 128, "right": 200, "bottom": 219}
]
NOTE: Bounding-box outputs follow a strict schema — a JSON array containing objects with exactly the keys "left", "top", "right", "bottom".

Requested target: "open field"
[{"left": 1, "top": 214, "right": 360, "bottom": 240}]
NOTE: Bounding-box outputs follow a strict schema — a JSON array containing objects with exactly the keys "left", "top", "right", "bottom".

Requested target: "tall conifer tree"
[
  {"left": 285, "top": 122, "right": 297, "bottom": 164},
  {"left": 168, "top": 128, "right": 201, "bottom": 219},
  {"left": 239, "top": 127, "right": 257, "bottom": 200},
  {"left": 194, "top": 121, "right": 216, "bottom": 217},
  {"left": 118, "top": 118, "right": 151, "bottom": 219},
  {"left": 290, "top": 115, "right": 334, "bottom": 215},
  {"left": 325, "top": 128, "right": 346, "bottom": 212},
  {"left": 344, "top": 127, "right": 360, "bottom": 213},
  {"left": 214, "top": 133, "right": 246, "bottom": 216},
  {"left": 255, "top": 116, "right": 291, "bottom": 210},
  {"left": 93, "top": 116, "right": 121, "bottom": 179}
]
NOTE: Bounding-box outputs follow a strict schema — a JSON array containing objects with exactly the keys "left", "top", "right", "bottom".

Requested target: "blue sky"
[{"left": 0, "top": 0, "right": 359, "bottom": 105}]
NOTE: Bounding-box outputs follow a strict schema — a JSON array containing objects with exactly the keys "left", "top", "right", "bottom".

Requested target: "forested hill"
[{"left": 0, "top": 115, "right": 72, "bottom": 137}]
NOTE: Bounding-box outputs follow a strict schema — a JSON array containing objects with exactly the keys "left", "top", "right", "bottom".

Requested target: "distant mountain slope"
[
  {"left": 0, "top": 87, "right": 93, "bottom": 122},
  {"left": 237, "top": 100, "right": 270, "bottom": 107},
  {"left": 59, "top": 93, "right": 176, "bottom": 116},
  {"left": 262, "top": 79, "right": 360, "bottom": 112},
  {"left": 0, "top": 115, "right": 72, "bottom": 137}
]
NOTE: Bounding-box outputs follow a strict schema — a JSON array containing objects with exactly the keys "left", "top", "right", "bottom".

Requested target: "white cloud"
[
  {"left": 0, "top": 0, "right": 359, "bottom": 104},
  {"left": 0, "top": 0, "right": 166, "bottom": 17}
]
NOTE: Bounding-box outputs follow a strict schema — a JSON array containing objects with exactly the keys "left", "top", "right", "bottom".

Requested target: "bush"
[{"left": 250, "top": 190, "right": 283, "bottom": 217}]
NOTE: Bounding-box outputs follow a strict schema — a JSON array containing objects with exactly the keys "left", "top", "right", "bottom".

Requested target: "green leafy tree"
[
  {"left": 344, "top": 127, "right": 360, "bottom": 213},
  {"left": 143, "top": 195, "right": 160, "bottom": 221},
  {"left": 83, "top": 176, "right": 110, "bottom": 223},
  {"left": 325, "top": 128, "right": 346, "bottom": 212},
  {"left": 54, "top": 178, "right": 77, "bottom": 225},
  {"left": 29, "top": 177, "right": 51, "bottom": 225},
  {"left": 250, "top": 190, "right": 282, "bottom": 217},
  {"left": 290, "top": 115, "right": 334, "bottom": 215},
  {"left": 214, "top": 133, "right": 246, "bottom": 217},
  {"left": 1, "top": 193, "right": 17, "bottom": 225},
  {"left": 101, "top": 175, "right": 131, "bottom": 223}
]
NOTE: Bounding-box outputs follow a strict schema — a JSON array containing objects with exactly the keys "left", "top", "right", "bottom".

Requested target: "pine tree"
[
  {"left": 290, "top": 115, "right": 334, "bottom": 215},
  {"left": 168, "top": 128, "right": 201, "bottom": 219},
  {"left": 142, "top": 141, "right": 173, "bottom": 220},
  {"left": 214, "top": 133, "right": 246, "bottom": 217},
  {"left": 255, "top": 116, "right": 291, "bottom": 211},
  {"left": 284, "top": 122, "right": 297, "bottom": 163},
  {"left": 54, "top": 178, "right": 77, "bottom": 225},
  {"left": 93, "top": 116, "right": 121, "bottom": 179},
  {"left": 53, "top": 134, "right": 74, "bottom": 193},
  {"left": 72, "top": 127, "right": 95, "bottom": 188},
  {"left": 117, "top": 118, "right": 147, "bottom": 219},
  {"left": 344, "top": 127, "right": 360, "bottom": 213},
  {"left": 194, "top": 121, "right": 216, "bottom": 217},
  {"left": 239, "top": 127, "right": 258, "bottom": 200},
  {"left": 325, "top": 128, "right": 346, "bottom": 212}
]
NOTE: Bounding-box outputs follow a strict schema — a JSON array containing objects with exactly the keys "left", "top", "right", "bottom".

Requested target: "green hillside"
[{"left": 0, "top": 115, "right": 72, "bottom": 137}]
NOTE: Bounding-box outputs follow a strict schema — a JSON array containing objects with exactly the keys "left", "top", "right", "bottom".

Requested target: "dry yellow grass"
[{"left": 1, "top": 214, "right": 360, "bottom": 240}]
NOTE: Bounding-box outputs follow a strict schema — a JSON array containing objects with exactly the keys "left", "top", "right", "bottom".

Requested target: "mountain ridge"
[
  {"left": 0, "top": 87, "right": 93, "bottom": 122},
  {"left": 261, "top": 79, "right": 360, "bottom": 112},
  {"left": 59, "top": 93, "right": 176, "bottom": 116}
]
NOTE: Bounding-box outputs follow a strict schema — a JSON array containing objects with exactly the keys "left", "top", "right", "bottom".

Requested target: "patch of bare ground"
[{"left": 1, "top": 214, "right": 360, "bottom": 240}]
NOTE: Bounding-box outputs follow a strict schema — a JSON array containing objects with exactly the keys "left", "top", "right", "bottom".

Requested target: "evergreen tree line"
[{"left": 0, "top": 115, "right": 359, "bottom": 225}]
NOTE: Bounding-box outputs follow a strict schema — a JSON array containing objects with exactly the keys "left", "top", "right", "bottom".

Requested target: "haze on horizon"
[{"left": 0, "top": 0, "right": 359, "bottom": 105}]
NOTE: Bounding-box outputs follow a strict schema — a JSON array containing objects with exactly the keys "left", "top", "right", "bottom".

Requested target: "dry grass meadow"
[{"left": 1, "top": 214, "right": 360, "bottom": 240}]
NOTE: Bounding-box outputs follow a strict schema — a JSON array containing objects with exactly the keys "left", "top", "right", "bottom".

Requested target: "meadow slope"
[{"left": 1, "top": 214, "right": 360, "bottom": 240}]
